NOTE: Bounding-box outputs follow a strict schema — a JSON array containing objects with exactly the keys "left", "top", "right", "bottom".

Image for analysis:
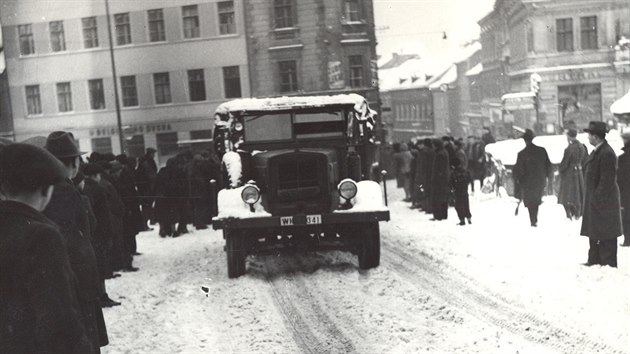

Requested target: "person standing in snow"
[
  {"left": 451, "top": 157, "right": 472, "bottom": 225},
  {"left": 423, "top": 138, "right": 435, "bottom": 214},
  {"left": 393, "top": 143, "right": 413, "bottom": 201},
  {"left": 557, "top": 128, "right": 588, "bottom": 219},
  {"left": 513, "top": 129, "right": 552, "bottom": 227},
  {"left": 431, "top": 138, "right": 450, "bottom": 220},
  {"left": 41, "top": 131, "right": 108, "bottom": 352},
  {"left": 0, "top": 143, "right": 93, "bottom": 353},
  {"left": 618, "top": 132, "right": 630, "bottom": 247},
  {"left": 580, "top": 121, "right": 623, "bottom": 267}
]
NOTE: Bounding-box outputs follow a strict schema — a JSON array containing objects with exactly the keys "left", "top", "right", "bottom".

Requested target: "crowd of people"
[
  {"left": 0, "top": 131, "right": 220, "bottom": 353},
  {"left": 391, "top": 128, "right": 496, "bottom": 226}
]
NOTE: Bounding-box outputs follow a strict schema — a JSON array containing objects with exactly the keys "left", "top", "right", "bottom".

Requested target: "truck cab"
[{"left": 212, "top": 94, "right": 389, "bottom": 278}]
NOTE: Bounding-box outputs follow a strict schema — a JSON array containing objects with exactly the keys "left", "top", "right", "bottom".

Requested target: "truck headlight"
[
  {"left": 241, "top": 184, "right": 260, "bottom": 205},
  {"left": 338, "top": 179, "right": 358, "bottom": 200}
]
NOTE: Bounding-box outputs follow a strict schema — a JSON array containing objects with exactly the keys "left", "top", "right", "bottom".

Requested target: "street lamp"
[{"left": 104, "top": 0, "right": 125, "bottom": 154}]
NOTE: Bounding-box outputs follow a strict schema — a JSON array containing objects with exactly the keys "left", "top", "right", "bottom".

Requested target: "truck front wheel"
[
  {"left": 225, "top": 230, "right": 246, "bottom": 278},
  {"left": 358, "top": 222, "right": 380, "bottom": 269}
]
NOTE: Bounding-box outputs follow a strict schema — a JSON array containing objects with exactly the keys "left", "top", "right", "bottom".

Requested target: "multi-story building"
[
  {"left": 242, "top": 0, "right": 380, "bottom": 109},
  {"left": 475, "top": 0, "right": 630, "bottom": 136},
  {"left": 0, "top": 0, "right": 249, "bottom": 164}
]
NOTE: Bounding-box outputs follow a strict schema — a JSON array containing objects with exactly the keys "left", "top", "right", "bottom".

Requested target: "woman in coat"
[{"left": 557, "top": 129, "right": 587, "bottom": 219}]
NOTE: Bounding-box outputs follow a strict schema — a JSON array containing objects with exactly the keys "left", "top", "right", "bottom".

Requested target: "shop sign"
[
  {"left": 328, "top": 61, "right": 344, "bottom": 89},
  {"left": 90, "top": 123, "right": 173, "bottom": 137},
  {"left": 503, "top": 96, "right": 535, "bottom": 111},
  {"left": 550, "top": 70, "right": 602, "bottom": 82}
]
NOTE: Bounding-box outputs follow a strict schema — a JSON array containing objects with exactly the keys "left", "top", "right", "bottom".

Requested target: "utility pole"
[{"left": 104, "top": 0, "right": 125, "bottom": 154}]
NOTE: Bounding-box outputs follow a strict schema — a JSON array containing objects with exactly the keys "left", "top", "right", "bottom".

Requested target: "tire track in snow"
[
  {"left": 381, "top": 240, "right": 626, "bottom": 354},
  {"left": 262, "top": 257, "right": 357, "bottom": 354}
]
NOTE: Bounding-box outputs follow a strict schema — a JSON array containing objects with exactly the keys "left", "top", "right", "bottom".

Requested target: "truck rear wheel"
[
  {"left": 225, "top": 230, "right": 246, "bottom": 278},
  {"left": 358, "top": 222, "right": 380, "bottom": 269}
]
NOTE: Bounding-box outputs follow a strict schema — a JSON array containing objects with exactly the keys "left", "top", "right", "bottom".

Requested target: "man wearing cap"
[
  {"left": 0, "top": 143, "right": 92, "bottom": 353},
  {"left": 42, "top": 131, "right": 108, "bottom": 351},
  {"left": 619, "top": 132, "right": 630, "bottom": 247},
  {"left": 581, "top": 122, "right": 623, "bottom": 267},
  {"left": 557, "top": 128, "right": 588, "bottom": 219},
  {"left": 513, "top": 129, "right": 553, "bottom": 227}
]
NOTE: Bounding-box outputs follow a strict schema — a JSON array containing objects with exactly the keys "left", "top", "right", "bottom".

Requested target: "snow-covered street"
[{"left": 102, "top": 182, "right": 630, "bottom": 354}]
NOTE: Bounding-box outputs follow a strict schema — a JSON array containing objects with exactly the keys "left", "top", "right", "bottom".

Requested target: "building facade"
[
  {"left": 0, "top": 0, "right": 249, "bottom": 164},
  {"left": 475, "top": 0, "right": 630, "bottom": 137},
  {"left": 242, "top": 0, "right": 379, "bottom": 108}
]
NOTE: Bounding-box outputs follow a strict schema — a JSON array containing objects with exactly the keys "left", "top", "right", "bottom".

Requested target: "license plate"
[
  {"left": 306, "top": 214, "right": 322, "bottom": 225},
  {"left": 280, "top": 216, "right": 294, "bottom": 226}
]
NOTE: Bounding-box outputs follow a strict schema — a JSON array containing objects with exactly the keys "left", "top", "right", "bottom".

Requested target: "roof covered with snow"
[
  {"left": 611, "top": 89, "right": 630, "bottom": 115},
  {"left": 378, "top": 55, "right": 447, "bottom": 92},
  {"left": 501, "top": 91, "right": 536, "bottom": 101},
  {"left": 428, "top": 64, "right": 458, "bottom": 90},
  {"left": 215, "top": 94, "right": 370, "bottom": 114},
  {"left": 465, "top": 62, "right": 483, "bottom": 77}
]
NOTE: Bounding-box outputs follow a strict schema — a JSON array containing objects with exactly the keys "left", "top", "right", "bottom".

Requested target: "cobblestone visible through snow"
[{"left": 102, "top": 181, "right": 629, "bottom": 354}]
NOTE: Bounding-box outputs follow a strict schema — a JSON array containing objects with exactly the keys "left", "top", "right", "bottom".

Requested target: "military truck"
[{"left": 211, "top": 94, "right": 390, "bottom": 278}]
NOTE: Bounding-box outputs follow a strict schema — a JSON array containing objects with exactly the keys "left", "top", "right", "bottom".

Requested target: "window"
[
  {"left": 18, "top": 24, "right": 35, "bottom": 55},
  {"left": 125, "top": 135, "right": 145, "bottom": 158},
  {"left": 156, "top": 132, "right": 178, "bottom": 159},
  {"left": 153, "top": 73, "right": 171, "bottom": 104},
  {"left": 82, "top": 17, "right": 99, "bottom": 48},
  {"left": 148, "top": 9, "right": 166, "bottom": 42},
  {"left": 244, "top": 114, "right": 292, "bottom": 142},
  {"left": 88, "top": 79, "right": 105, "bottom": 110},
  {"left": 187, "top": 69, "right": 206, "bottom": 101},
  {"left": 56, "top": 82, "right": 73, "bottom": 112},
  {"left": 182, "top": 5, "right": 200, "bottom": 39},
  {"left": 223, "top": 66, "right": 242, "bottom": 98},
  {"left": 115, "top": 13, "right": 131, "bottom": 45},
  {"left": 556, "top": 18, "right": 573, "bottom": 52},
  {"left": 526, "top": 22, "right": 534, "bottom": 53},
  {"left": 274, "top": 0, "right": 294, "bottom": 28},
  {"left": 580, "top": 16, "right": 598, "bottom": 50},
  {"left": 218, "top": 1, "right": 236, "bottom": 35},
  {"left": 349, "top": 55, "right": 364, "bottom": 88},
  {"left": 91, "top": 137, "right": 112, "bottom": 154},
  {"left": 121, "top": 76, "right": 138, "bottom": 107},
  {"left": 190, "top": 130, "right": 213, "bottom": 152},
  {"left": 278, "top": 60, "right": 298, "bottom": 92},
  {"left": 25, "top": 85, "right": 41, "bottom": 115},
  {"left": 344, "top": 0, "right": 361, "bottom": 22},
  {"left": 49, "top": 21, "right": 66, "bottom": 52}
]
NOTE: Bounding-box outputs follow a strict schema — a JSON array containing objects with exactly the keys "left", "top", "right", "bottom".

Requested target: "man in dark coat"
[
  {"left": 513, "top": 129, "right": 552, "bottom": 227},
  {"left": 618, "top": 133, "right": 630, "bottom": 247},
  {"left": 557, "top": 128, "right": 588, "bottom": 219},
  {"left": 423, "top": 138, "right": 435, "bottom": 214},
  {"left": 0, "top": 143, "right": 93, "bottom": 353},
  {"left": 138, "top": 148, "right": 158, "bottom": 225},
  {"left": 581, "top": 122, "right": 623, "bottom": 267},
  {"left": 82, "top": 164, "right": 121, "bottom": 307},
  {"left": 410, "top": 142, "right": 428, "bottom": 209},
  {"left": 431, "top": 138, "right": 450, "bottom": 220},
  {"left": 42, "top": 132, "right": 108, "bottom": 351},
  {"left": 155, "top": 158, "right": 185, "bottom": 237},
  {"left": 112, "top": 159, "right": 143, "bottom": 259}
]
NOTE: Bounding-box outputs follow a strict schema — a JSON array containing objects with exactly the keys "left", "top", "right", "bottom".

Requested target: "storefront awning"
[{"left": 611, "top": 89, "right": 630, "bottom": 115}]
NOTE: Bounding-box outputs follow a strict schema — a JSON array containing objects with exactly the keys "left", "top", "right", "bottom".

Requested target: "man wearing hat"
[
  {"left": 0, "top": 144, "right": 92, "bottom": 353},
  {"left": 42, "top": 131, "right": 108, "bottom": 351},
  {"left": 513, "top": 129, "right": 553, "bottom": 227},
  {"left": 557, "top": 128, "right": 588, "bottom": 219},
  {"left": 619, "top": 132, "right": 630, "bottom": 247},
  {"left": 581, "top": 122, "right": 623, "bottom": 267}
]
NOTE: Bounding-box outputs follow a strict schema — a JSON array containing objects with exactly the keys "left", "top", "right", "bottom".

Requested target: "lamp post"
[
  {"left": 104, "top": 0, "right": 125, "bottom": 154},
  {"left": 530, "top": 73, "right": 541, "bottom": 131}
]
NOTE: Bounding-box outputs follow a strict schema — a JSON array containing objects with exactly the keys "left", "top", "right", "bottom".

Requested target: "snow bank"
[
  {"left": 335, "top": 180, "right": 388, "bottom": 213},
  {"left": 215, "top": 187, "right": 270, "bottom": 219},
  {"left": 222, "top": 151, "right": 242, "bottom": 188}
]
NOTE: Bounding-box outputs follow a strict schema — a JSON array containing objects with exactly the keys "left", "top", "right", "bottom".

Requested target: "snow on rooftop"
[
  {"left": 428, "top": 64, "right": 458, "bottom": 90},
  {"left": 465, "top": 62, "right": 483, "bottom": 76},
  {"left": 611, "top": 89, "right": 630, "bottom": 115},
  {"left": 215, "top": 94, "right": 370, "bottom": 114},
  {"left": 379, "top": 56, "right": 445, "bottom": 92}
]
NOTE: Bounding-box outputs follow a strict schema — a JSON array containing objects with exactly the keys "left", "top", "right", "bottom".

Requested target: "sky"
[{"left": 374, "top": 0, "right": 496, "bottom": 61}]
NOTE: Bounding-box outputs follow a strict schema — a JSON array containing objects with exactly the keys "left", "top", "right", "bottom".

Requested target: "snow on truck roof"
[{"left": 215, "top": 94, "right": 373, "bottom": 114}]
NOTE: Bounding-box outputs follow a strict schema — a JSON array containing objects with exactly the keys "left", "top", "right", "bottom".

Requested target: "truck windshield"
[{"left": 242, "top": 110, "right": 346, "bottom": 142}]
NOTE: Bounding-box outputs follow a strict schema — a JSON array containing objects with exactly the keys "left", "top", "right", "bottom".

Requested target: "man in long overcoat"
[
  {"left": 42, "top": 132, "right": 108, "bottom": 351},
  {"left": 513, "top": 129, "right": 553, "bottom": 227},
  {"left": 581, "top": 121, "right": 623, "bottom": 267},
  {"left": 423, "top": 138, "right": 435, "bottom": 214},
  {"left": 0, "top": 144, "right": 92, "bottom": 353},
  {"left": 557, "top": 128, "right": 588, "bottom": 219},
  {"left": 431, "top": 138, "right": 450, "bottom": 220},
  {"left": 619, "top": 132, "right": 630, "bottom": 247}
]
